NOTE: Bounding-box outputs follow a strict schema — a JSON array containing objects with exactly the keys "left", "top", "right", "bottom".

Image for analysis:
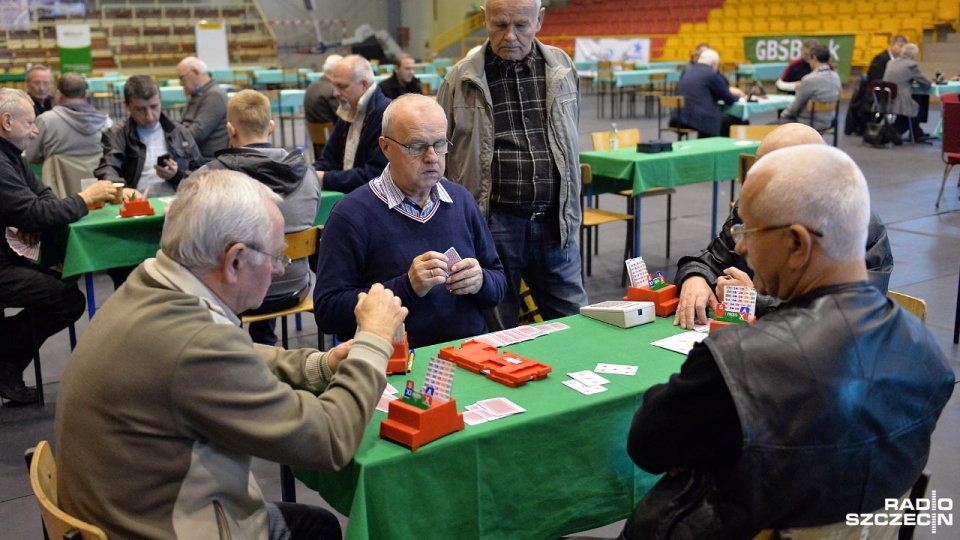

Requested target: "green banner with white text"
[
  {"left": 56, "top": 23, "right": 92, "bottom": 73},
  {"left": 743, "top": 35, "right": 856, "bottom": 80}
]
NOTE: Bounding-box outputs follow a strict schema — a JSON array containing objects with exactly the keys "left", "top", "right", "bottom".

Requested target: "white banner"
[
  {"left": 196, "top": 21, "right": 229, "bottom": 69},
  {"left": 574, "top": 37, "right": 651, "bottom": 64}
]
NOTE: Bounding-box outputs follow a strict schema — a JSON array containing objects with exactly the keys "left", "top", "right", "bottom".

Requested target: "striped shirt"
[{"left": 369, "top": 165, "right": 452, "bottom": 223}]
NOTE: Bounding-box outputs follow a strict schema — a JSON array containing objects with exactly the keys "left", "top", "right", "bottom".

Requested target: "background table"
[
  {"left": 734, "top": 62, "right": 788, "bottom": 83},
  {"left": 580, "top": 137, "right": 759, "bottom": 256},
  {"left": 63, "top": 191, "right": 345, "bottom": 317},
  {"left": 724, "top": 94, "right": 794, "bottom": 121},
  {"left": 297, "top": 314, "right": 691, "bottom": 540}
]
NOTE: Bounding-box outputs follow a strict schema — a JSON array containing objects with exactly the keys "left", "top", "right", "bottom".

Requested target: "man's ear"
[
  {"left": 786, "top": 225, "right": 815, "bottom": 270},
  {"left": 226, "top": 121, "right": 237, "bottom": 139},
  {"left": 267, "top": 119, "right": 275, "bottom": 136},
  {"left": 221, "top": 243, "right": 246, "bottom": 285},
  {"left": 379, "top": 135, "right": 390, "bottom": 154}
]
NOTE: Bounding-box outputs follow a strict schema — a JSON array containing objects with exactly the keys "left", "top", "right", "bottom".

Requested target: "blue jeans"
[{"left": 487, "top": 208, "right": 587, "bottom": 329}]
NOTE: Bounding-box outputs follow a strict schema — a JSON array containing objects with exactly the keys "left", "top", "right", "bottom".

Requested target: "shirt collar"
[
  {"left": 142, "top": 251, "right": 240, "bottom": 326},
  {"left": 373, "top": 164, "right": 452, "bottom": 210}
]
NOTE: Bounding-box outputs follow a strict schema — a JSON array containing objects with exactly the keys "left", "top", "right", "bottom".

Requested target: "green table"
[
  {"left": 580, "top": 137, "right": 759, "bottom": 256},
  {"left": 724, "top": 94, "right": 794, "bottom": 121},
  {"left": 63, "top": 191, "right": 345, "bottom": 317},
  {"left": 735, "top": 62, "right": 788, "bottom": 83},
  {"left": 297, "top": 314, "right": 690, "bottom": 540}
]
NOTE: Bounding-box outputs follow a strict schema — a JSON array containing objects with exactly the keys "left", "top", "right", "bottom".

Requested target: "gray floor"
[{"left": 2, "top": 93, "right": 959, "bottom": 539}]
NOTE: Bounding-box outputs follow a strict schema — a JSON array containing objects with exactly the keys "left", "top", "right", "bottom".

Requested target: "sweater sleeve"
[
  {"left": 171, "top": 324, "right": 392, "bottom": 471},
  {"left": 317, "top": 119, "right": 388, "bottom": 194},
  {"left": 0, "top": 157, "right": 86, "bottom": 231}
]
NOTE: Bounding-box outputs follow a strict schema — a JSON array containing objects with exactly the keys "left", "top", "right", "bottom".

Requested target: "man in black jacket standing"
[{"left": 0, "top": 88, "right": 115, "bottom": 405}]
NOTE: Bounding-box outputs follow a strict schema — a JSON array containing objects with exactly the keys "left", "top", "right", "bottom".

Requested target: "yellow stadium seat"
[
  {"left": 877, "top": 1, "right": 895, "bottom": 14},
  {"left": 754, "top": 5, "right": 769, "bottom": 17},
  {"left": 804, "top": 20, "right": 821, "bottom": 32},
  {"left": 802, "top": 4, "right": 819, "bottom": 16},
  {"left": 769, "top": 5, "right": 784, "bottom": 16},
  {"left": 786, "top": 20, "right": 804, "bottom": 32},
  {"left": 837, "top": 2, "right": 854, "bottom": 15},
  {"left": 769, "top": 20, "right": 786, "bottom": 32},
  {"left": 739, "top": 5, "right": 753, "bottom": 17},
  {"left": 738, "top": 20, "right": 754, "bottom": 33}
]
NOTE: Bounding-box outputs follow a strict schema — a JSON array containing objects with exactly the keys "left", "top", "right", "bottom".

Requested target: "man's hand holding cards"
[
  {"left": 444, "top": 247, "right": 483, "bottom": 296},
  {"left": 408, "top": 251, "right": 449, "bottom": 297}
]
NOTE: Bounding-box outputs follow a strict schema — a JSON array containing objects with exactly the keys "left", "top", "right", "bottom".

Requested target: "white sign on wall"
[
  {"left": 574, "top": 37, "right": 651, "bottom": 64},
  {"left": 195, "top": 20, "right": 229, "bottom": 69}
]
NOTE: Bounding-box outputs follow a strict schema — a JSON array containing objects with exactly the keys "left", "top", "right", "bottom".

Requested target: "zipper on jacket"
[{"left": 213, "top": 500, "right": 233, "bottom": 540}]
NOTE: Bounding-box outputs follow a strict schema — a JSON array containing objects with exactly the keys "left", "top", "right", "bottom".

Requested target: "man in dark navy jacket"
[
  {"left": 315, "top": 55, "right": 391, "bottom": 193},
  {"left": 673, "top": 48, "right": 745, "bottom": 138}
]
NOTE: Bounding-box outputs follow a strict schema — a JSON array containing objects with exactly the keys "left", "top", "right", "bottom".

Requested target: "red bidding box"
[
  {"left": 119, "top": 199, "right": 155, "bottom": 218},
  {"left": 380, "top": 398, "right": 464, "bottom": 451},
  {"left": 438, "top": 339, "right": 551, "bottom": 388},
  {"left": 386, "top": 332, "right": 410, "bottom": 375},
  {"left": 624, "top": 284, "right": 679, "bottom": 317}
]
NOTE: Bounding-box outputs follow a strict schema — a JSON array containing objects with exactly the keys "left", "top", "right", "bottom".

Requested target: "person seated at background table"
[
  {"left": 315, "top": 54, "right": 391, "bottom": 193},
  {"left": 673, "top": 123, "right": 893, "bottom": 330},
  {"left": 777, "top": 45, "right": 841, "bottom": 132},
  {"left": 314, "top": 94, "right": 505, "bottom": 348},
  {"left": 867, "top": 34, "right": 908, "bottom": 83},
  {"left": 624, "top": 144, "right": 954, "bottom": 539},
  {"left": 304, "top": 53, "right": 344, "bottom": 158},
  {"left": 672, "top": 48, "right": 745, "bottom": 138},
  {"left": 774, "top": 38, "right": 820, "bottom": 94},
  {"left": 55, "top": 169, "right": 407, "bottom": 540},
  {"left": 192, "top": 89, "right": 320, "bottom": 346},
  {"left": 176, "top": 56, "right": 229, "bottom": 162},
  {"left": 0, "top": 88, "right": 115, "bottom": 405},
  {"left": 26, "top": 72, "right": 113, "bottom": 165},
  {"left": 378, "top": 52, "right": 423, "bottom": 99},
  {"left": 95, "top": 75, "right": 202, "bottom": 199},
  {"left": 25, "top": 64, "right": 54, "bottom": 117},
  {"left": 883, "top": 43, "right": 932, "bottom": 141},
  {"left": 678, "top": 42, "right": 711, "bottom": 82}
]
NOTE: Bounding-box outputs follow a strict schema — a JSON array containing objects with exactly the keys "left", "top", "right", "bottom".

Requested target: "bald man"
[
  {"left": 673, "top": 123, "right": 893, "bottom": 329},
  {"left": 626, "top": 145, "right": 953, "bottom": 537}
]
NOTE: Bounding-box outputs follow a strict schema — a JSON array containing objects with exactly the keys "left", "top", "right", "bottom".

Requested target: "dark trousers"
[
  {"left": 269, "top": 501, "right": 342, "bottom": 540},
  {"left": 0, "top": 256, "right": 84, "bottom": 381},
  {"left": 243, "top": 285, "right": 311, "bottom": 346}
]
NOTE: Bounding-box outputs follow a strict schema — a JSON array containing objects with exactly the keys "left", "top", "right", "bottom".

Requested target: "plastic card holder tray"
[{"left": 438, "top": 339, "right": 551, "bottom": 388}]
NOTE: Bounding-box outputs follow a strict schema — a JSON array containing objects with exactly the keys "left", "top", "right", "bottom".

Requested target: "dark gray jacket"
[
  {"left": 95, "top": 114, "right": 202, "bottom": 193},
  {"left": 180, "top": 79, "right": 229, "bottom": 160}
]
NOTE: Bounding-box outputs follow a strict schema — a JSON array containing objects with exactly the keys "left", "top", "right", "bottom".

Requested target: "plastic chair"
[
  {"left": 889, "top": 291, "right": 927, "bottom": 323},
  {"left": 26, "top": 441, "right": 108, "bottom": 540},
  {"left": 579, "top": 163, "right": 633, "bottom": 281},
  {"left": 807, "top": 100, "right": 840, "bottom": 147},
  {"left": 935, "top": 93, "right": 960, "bottom": 208},
  {"left": 307, "top": 121, "right": 334, "bottom": 163},
  {"left": 590, "top": 129, "right": 675, "bottom": 261},
  {"left": 657, "top": 95, "right": 695, "bottom": 140}
]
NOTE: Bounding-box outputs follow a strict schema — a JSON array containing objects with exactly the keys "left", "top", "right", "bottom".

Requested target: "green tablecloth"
[
  {"left": 580, "top": 137, "right": 759, "bottom": 195},
  {"left": 61, "top": 191, "right": 345, "bottom": 279},
  {"left": 724, "top": 94, "right": 794, "bottom": 121},
  {"left": 735, "top": 62, "right": 788, "bottom": 82},
  {"left": 297, "top": 314, "right": 692, "bottom": 540}
]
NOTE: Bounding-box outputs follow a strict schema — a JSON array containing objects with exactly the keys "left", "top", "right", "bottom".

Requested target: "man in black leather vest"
[
  {"left": 674, "top": 123, "right": 894, "bottom": 330},
  {"left": 626, "top": 145, "right": 954, "bottom": 537}
]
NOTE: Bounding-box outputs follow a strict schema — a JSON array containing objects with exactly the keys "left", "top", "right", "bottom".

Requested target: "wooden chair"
[
  {"left": 739, "top": 153, "right": 757, "bottom": 185},
  {"left": 936, "top": 93, "right": 960, "bottom": 208},
  {"left": 307, "top": 121, "right": 334, "bottom": 163},
  {"left": 889, "top": 291, "right": 926, "bottom": 322},
  {"left": 579, "top": 163, "right": 633, "bottom": 280},
  {"left": 591, "top": 129, "right": 675, "bottom": 260},
  {"left": 26, "top": 441, "right": 108, "bottom": 540},
  {"left": 241, "top": 226, "right": 321, "bottom": 350},
  {"left": 657, "top": 95, "right": 695, "bottom": 140},
  {"left": 729, "top": 124, "right": 778, "bottom": 141},
  {"left": 807, "top": 99, "right": 840, "bottom": 147}
]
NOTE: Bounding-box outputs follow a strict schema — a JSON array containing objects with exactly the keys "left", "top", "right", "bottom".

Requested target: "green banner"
[
  {"left": 743, "top": 35, "right": 856, "bottom": 80},
  {"left": 56, "top": 24, "right": 92, "bottom": 73}
]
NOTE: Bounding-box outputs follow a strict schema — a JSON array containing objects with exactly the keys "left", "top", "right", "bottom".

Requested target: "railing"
[{"left": 431, "top": 12, "right": 483, "bottom": 57}]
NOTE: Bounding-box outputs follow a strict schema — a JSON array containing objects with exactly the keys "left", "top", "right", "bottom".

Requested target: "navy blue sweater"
[
  {"left": 314, "top": 87, "right": 391, "bottom": 194},
  {"left": 313, "top": 178, "right": 506, "bottom": 347}
]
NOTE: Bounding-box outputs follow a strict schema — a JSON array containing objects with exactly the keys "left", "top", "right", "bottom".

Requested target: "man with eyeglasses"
[
  {"left": 315, "top": 54, "right": 391, "bottom": 194},
  {"left": 673, "top": 123, "right": 893, "bottom": 329},
  {"left": 192, "top": 89, "right": 320, "bottom": 346},
  {"left": 623, "top": 145, "right": 953, "bottom": 538},
  {"left": 314, "top": 94, "right": 506, "bottom": 347},
  {"left": 177, "top": 56, "right": 229, "bottom": 161},
  {"left": 57, "top": 169, "right": 409, "bottom": 540}
]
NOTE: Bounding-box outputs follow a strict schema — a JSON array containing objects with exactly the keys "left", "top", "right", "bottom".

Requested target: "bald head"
[{"left": 755, "top": 123, "right": 825, "bottom": 160}]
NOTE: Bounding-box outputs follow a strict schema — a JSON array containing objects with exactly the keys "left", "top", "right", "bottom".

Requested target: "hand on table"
[
  {"left": 408, "top": 251, "right": 449, "bottom": 297},
  {"left": 673, "top": 276, "right": 718, "bottom": 329},
  {"left": 354, "top": 283, "right": 408, "bottom": 343},
  {"left": 446, "top": 258, "right": 483, "bottom": 295},
  {"left": 716, "top": 267, "right": 754, "bottom": 300}
]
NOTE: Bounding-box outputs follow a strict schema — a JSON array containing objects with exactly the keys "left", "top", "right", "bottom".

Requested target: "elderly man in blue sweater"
[{"left": 314, "top": 94, "right": 506, "bottom": 348}]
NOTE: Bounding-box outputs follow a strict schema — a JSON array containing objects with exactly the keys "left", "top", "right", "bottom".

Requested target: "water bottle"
[{"left": 609, "top": 123, "right": 619, "bottom": 152}]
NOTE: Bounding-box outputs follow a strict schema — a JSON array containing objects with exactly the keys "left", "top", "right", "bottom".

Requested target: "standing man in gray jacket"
[
  {"left": 437, "top": 0, "right": 587, "bottom": 329},
  {"left": 26, "top": 72, "right": 113, "bottom": 164},
  {"left": 177, "top": 56, "right": 229, "bottom": 161}
]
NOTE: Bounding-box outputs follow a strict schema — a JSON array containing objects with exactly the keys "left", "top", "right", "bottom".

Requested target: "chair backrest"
[
  {"left": 580, "top": 163, "right": 592, "bottom": 188},
  {"left": 591, "top": 128, "right": 641, "bottom": 151},
  {"left": 730, "top": 124, "right": 777, "bottom": 141},
  {"left": 27, "top": 441, "right": 108, "bottom": 540},
  {"left": 307, "top": 122, "right": 334, "bottom": 146},
  {"left": 871, "top": 81, "right": 897, "bottom": 112},
  {"left": 283, "top": 226, "right": 321, "bottom": 261},
  {"left": 808, "top": 99, "right": 838, "bottom": 125},
  {"left": 659, "top": 94, "right": 685, "bottom": 109},
  {"left": 889, "top": 291, "right": 927, "bottom": 323},
  {"left": 739, "top": 153, "right": 757, "bottom": 184},
  {"left": 42, "top": 153, "right": 101, "bottom": 199},
  {"left": 942, "top": 99, "right": 960, "bottom": 155},
  {"left": 942, "top": 93, "right": 959, "bottom": 104}
]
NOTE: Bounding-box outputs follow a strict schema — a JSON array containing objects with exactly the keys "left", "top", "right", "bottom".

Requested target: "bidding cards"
[
  {"left": 624, "top": 257, "right": 650, "bottom": 288},
  {"left": 423, "top": 357, "right": 456, "bottom": 402},
  {"left": 721, "top": 285, "right": 757, "bottom": 319}
]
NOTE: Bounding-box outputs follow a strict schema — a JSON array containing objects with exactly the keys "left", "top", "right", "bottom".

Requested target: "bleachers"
[
  {"left": 0, "top": 0, "right": 276, "bottom": 72},
  {"left": 538, "top": 0, "right": 959, "bottom": 71}
]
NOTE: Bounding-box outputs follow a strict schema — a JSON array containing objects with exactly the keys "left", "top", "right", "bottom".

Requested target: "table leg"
[
  {"left": 953, "top": 268, "right": 960, "bottom": 344},
  {"left": 711, "top": 182, "right": 719, "bottom": 239},
  {"left": 84, "top": 273, "right": 97, "bottom": 319},
  {"left": 633, "top": 194, "right": 642, "bottom": 258}
]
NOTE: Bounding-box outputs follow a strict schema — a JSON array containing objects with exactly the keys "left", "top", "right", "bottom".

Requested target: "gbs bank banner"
[{"left": 743, "top": 35, "right": 856, "bottom": 80}]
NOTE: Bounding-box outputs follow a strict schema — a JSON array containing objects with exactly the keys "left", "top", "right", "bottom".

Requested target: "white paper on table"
[{"left": 651, "top": 331, "right": 709, "bottom": 355}]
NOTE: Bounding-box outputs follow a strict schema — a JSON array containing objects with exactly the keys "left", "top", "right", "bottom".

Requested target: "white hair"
[
  {"left": 179, "top": 56, "right": 209, "bottom": 75},
  {"left": 338, "top": 54, "right": 375, "bottom": 85},
  {"left": 901, "top": 43, "right": 919, "bottom": 60},
  {"left": 485, "top": 0, "right": 542, "bottom": 9},
  {"left": 697, "top": 48, "right": 720, "bottom": 66},
  {"left": 0, "top": 88, "right": 32, "bottom": 117},
  {"left": 161, "top": 170, "right": 282, "bottom": 271},
  {"left": 322, "top": 54, "right": 343, "bottom": 73},
  {"left": 746, "top": 145, "right": 870, "bottom": 261}
]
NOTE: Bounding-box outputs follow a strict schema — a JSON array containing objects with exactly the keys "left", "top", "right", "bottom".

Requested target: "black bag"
[
  {"left": 620, "top": 469, "right": 733, "bottom": 540},
  {"left": 863, "top": 114, "right": 901, "bottom": 147}
]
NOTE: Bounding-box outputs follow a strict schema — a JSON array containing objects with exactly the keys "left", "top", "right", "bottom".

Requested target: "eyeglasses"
[
  {"left": 730, "top": 223, "right": 824, "bottom": 243},
  {"left": 384, "top": 136, "right": 452, "bottom": 157},
  {"left": 247, "top": 245, "right": 292, "bottom": 269}
]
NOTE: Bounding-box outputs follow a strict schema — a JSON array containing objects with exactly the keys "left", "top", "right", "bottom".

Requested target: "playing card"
[
  {"left": 476, "top": 397, "right": 526, "bottom": 417},
  {"left": 383, "top": 383, "right": 398, "bottom": 396},
  {"left": 376, "top": 393, "right": 397, "bottom": 413},
  {"left": 537, "top": 322, "right": 570, "bottom": 333},
  {"left": 567, "top": 370, "right": 611, "bottom": 386},
  {"left": 594, "top": 363, "right": 638, "bottom": 376},
  {"left": 444, "top": 247, "right": 463, "bottom": 267},
  {"left": 463, "top": 410, "right": 489, "bottom": 426},
  {"left": 466, "top": 404, "right": 499, "bottom": 420},
  {"left": 562, "top": 379, "right": 608, "bottom": 395}
]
